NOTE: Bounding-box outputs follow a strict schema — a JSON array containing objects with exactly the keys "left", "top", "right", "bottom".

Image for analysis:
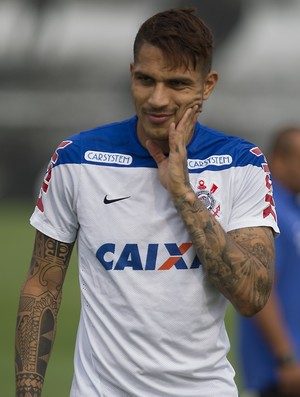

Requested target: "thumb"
[{"left": 145, "top": 140, "right": 167, "bottom": 165}]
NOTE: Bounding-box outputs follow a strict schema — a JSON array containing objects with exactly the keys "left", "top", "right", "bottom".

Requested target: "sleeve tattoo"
[
  {"left": 15, "top": 231, "right": 74, "bottom": 396},
  {"left": 173, "top": 190, "right": 275, "bottom": 316}
]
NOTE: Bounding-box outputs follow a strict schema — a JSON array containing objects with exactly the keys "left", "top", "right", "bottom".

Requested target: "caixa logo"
[{"left": 96, "top": 243, "right": 201, "bottom": 271}]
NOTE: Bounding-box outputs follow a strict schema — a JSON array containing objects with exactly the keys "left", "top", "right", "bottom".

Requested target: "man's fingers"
[
  {"left": 169, "top": 105, "right": 199, "bottom": 151},
  {"left": 147, "top": 104, "right": 199, "bottom": 161},
  {"left": 146, "top": 140, "right": 167, "bottom": 164},
  {"left": 176, "top": 105, "right": 199, "bottom": 137},
  {"left": 177, "top": 107, "right": 193, "bottom": 131}
]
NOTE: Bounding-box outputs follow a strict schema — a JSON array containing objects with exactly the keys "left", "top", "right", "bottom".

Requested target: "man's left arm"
[{"left": 172, "top": 189, "right": 274, "bottom": 317}]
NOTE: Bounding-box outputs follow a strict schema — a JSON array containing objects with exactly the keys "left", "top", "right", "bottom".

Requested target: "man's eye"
[
  {"left": 169, "top": 80, "right": 186, "bottom": 88},
  {"left": 136, "top": 75, "right": 153, "bottom": 84}
]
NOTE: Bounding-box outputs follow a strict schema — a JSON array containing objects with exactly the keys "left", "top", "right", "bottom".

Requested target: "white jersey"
[{"left": 30, "top": 116, "right": 279, "bottom": 397}]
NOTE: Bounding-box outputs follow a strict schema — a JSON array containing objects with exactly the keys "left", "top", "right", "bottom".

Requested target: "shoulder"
[
  {"left": 192, "top": 123, "right": 267, "bottom": 168},
  {"left": 51, "top": 117, "right": 137, "bottom": 167},
  {"left": 79, "top": 116, "right": 135, "bottom": 142}
]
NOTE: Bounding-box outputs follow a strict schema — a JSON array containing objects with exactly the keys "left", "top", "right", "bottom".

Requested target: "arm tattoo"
[
  {"left": 173, "top": 191, "right": 275, "bottom": 316},
  {"left": 15, "top": 231, "right": 74, "bottom": 396}
]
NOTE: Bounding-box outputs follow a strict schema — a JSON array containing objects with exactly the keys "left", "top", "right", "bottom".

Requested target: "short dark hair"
[{"left": 133, "top": 8, "right": 214, "bottom": 73}]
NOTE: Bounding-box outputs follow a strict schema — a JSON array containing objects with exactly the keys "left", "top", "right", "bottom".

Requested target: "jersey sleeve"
[
  {"left": 30, "top": 139, "right": 80, "bottom": 243},
  {"left": 227, "top": 146, "right": 279, "bottom": 235}
]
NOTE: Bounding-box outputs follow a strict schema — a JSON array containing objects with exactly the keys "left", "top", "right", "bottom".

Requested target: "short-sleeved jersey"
[{"left": 30, "top": 116, "right": 279, "bottom": 397}]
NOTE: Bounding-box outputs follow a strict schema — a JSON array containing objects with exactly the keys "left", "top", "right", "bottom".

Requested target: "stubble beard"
[{"left": 138, "top": 117, "right": 170, "bottom": 144}]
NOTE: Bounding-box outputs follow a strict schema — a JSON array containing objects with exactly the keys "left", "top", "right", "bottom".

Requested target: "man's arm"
[
  {"left": 172, "top": 191, "right": 274, "bottom": 316},
  {"left": 146, "top": 106, "right": 275, "bottom": 317},
  {"left": 254, "top": 292, "right": 300, "bottom": 395},
  {"left": 15, "top": 230, "right": 74, "bottom": 397}
]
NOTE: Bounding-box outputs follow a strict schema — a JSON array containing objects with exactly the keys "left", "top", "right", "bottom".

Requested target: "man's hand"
[
  {"left": 146, "top": 105, "right": 199, "bottom": 196},
  {"left": 278, "top": 362, "right": 300, "bottom": 396}
]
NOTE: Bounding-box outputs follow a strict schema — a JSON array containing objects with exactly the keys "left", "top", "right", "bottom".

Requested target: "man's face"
[
  {"left": 130, "top": 43, "right": 217, "bottom": 148},
  {"left": 281, "top": 133, "right": 300, "bottom": 193},
  {"left": 272, "top": 131, "right": 300, "bottom": 193}
]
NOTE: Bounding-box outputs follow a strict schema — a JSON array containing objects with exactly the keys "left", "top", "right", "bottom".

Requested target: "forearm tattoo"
[
  {"left": 174, "top": 191, "right": 275, "bottom": 315},
  {"left": 15, "top": 232, "right": 74, "bottom": 396}
]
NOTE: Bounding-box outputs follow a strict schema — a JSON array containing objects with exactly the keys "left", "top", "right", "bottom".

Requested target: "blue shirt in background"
[{"left": 238, "top": 179, "right": 300, "bottom": 391}]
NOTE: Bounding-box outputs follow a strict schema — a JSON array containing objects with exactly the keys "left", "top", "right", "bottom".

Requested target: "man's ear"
[
  {"left": 203, "top": 71, "right": 218, "bottom": 100},
  {"left": 130, "top": 63, "right": 134, "bottom": 79}
]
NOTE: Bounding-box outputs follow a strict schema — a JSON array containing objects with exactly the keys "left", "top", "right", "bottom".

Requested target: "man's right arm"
[
  {"left": 15, "top": 230, "right": 74, "bottom": 397},
  {"left": 254, "top": 292, "right": 300, "bottom": 395}
]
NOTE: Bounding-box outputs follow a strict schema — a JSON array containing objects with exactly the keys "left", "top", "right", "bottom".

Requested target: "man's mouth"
[{"left": 144, "top": 111, "right": 174, "bottom": 124}]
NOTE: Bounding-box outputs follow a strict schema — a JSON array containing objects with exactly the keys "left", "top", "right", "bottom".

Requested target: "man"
[
  {"left": 15, "top": 8, "right": 278, "bottom": 397},
  {"left": 239, "top": 127, "right": 300, "bottom": 397}
]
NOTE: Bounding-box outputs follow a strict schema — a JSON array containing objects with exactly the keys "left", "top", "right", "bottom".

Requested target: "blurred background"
[
  {"left": 1, "top": 0, "right": 300, "bottom": 395},
  {"left": 1, "top": 0, "right": 300, "bottom": 200}
]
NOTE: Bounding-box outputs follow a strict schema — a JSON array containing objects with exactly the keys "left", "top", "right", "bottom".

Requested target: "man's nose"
[{"left": 148, "top": 83, "right": 170, "bottom": 108}]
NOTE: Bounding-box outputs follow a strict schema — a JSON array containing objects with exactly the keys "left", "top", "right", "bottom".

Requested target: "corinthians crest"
[{"left": 196, "top": 179, "right": 221, "bottom": 217}]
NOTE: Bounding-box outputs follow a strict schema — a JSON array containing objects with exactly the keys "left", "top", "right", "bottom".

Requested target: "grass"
[{"left": 0, "top": 200, "right": 241, "bottom": 396}]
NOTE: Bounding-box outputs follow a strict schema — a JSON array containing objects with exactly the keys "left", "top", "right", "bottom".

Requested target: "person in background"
[
  {"left": 239, "top": 127, "right": 300, "bottom": 397},
  {"left": 15, "top": 8, "right": 278, "bottom": 397}
]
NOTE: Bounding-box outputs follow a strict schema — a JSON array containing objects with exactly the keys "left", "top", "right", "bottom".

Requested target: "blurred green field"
[{"left": 0, "top": 200, "right": 241, "bottom": 396}]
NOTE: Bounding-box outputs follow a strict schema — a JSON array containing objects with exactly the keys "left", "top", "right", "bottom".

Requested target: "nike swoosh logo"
[{"left": 103, "top": 195, "right": 131, "bottom": 204}]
